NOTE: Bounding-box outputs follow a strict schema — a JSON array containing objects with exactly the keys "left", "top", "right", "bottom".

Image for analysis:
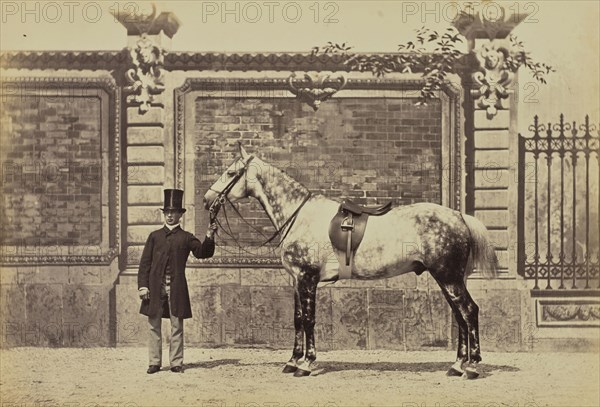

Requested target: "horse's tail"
[{"left": 463, "top": 214, "right": 498, "bottom": 279}]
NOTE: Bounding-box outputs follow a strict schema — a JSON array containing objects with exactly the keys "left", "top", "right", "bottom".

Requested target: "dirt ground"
[{"left": 1, "top": 347, "right": 598, "bottom": 407}]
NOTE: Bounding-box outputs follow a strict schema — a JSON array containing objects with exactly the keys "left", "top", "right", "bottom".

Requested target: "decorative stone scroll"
[
  {"left": 125, "top": 34, "right": 166, "bottom": 113},
  {"left": 287, "top": 72, "right": 347, "bottom": 111},
  {"left": 111, "top": 2, "right": 180, "bottom": 113},
  {"left": 453, "top": 5, "right": 529, "bottom": 118},
  {"left": 471, "top": 40, "right": 514, "bottom": 118}
]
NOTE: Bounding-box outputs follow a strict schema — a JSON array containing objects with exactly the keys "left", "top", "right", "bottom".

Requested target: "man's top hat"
[{"left": 161, "top": 189, "right": 186, "bottom": 213}]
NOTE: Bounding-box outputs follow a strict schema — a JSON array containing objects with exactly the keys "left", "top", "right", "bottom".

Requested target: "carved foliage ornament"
[
  {"left": 543, "top": 304, "right": 600, "bottom": 322},
  {"left": 287, "top": 72, "right": 347, "bottom": 111},
  {"left": 125, "top": 33, "right": 166, "bottom": 113},
  {"left": 471, "top": 40, "right": 515, "bottom": 118}
]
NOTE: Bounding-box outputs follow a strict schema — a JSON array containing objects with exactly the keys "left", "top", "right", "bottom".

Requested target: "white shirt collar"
[{"left": 164, "top": 223, "right": 180, "bottom": 231}]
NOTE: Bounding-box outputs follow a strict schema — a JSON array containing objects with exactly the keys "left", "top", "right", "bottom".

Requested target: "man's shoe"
[
  {"left": 170, "top": 366, "right": 183, "bottom": 373},
  {"left": 147, "top": 365, "right": 160, "bottom": 374}
]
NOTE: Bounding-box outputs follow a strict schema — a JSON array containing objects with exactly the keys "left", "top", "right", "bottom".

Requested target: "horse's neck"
[{"left": 253, "top": 162, "right": 309, "bottom": 230}]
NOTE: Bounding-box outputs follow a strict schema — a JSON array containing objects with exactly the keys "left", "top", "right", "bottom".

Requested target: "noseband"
[{"left": 208, "top": 156, "right": 254, "bottom": 222}]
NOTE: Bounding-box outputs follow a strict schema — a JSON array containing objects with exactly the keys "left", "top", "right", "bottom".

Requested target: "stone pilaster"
[
  {"left": 110, "top": 4, "right": 181, "bottom": 346},
  {"left": 112, "top": 4, "right": 180, "bottom": 269},
  {"left": 453, "top": 7, "right": 528, "bottom": 277}
]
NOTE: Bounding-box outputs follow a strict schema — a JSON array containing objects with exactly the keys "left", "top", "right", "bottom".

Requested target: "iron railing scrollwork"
[{"left": 518, "top": 115, "right": 599, "bottom": 290}]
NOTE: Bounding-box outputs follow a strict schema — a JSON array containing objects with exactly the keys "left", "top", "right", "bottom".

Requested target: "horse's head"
[{"left": 203, "top": 143, "right": 255, "bottom": 212}]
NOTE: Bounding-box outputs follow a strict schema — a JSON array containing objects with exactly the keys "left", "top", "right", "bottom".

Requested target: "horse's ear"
[{"left": 238, "top": 142, "right": 250, "bottom": 160}]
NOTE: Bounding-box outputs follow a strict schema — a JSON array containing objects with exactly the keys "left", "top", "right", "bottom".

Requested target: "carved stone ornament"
[
  {"left": 471, "top": 40, "right": 514, "bottom": 118},
  {"left": 125, "top": 33, "right": 166, "bottom": 113},
  {"left": 287, "top": 72, "right": 347, "bottom": 111},
  {"left": 543, "top": 304, "right": 600, "bottom": 322}
]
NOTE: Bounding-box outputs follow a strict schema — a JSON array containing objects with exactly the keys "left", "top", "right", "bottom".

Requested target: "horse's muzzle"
[{"left": 203, "top": 192, "right": 217, "bottom": 210}]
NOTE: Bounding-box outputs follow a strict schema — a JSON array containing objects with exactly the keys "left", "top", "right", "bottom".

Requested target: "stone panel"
[
  {"left": 0, "top": 284, "right": 26, "bottom": 347},
  {"left": 189, "top": 286, "right": 221, "bottom": 345},
  {"left": 403, "top": 290, "right": 449, "bottom": 350},
  {"left": 187, "top": 268, "right": 241, "bottom": 286},
  {"left": 474, "top": 150, "right": 509, "bottom": 168},
  {"left": 62, "top": 284, "right": 110, "bottom": 346},
  {"left": 127, "top": 225, "right": 159, "bottom": 244},
  {"left": 240, "top": 268, "right": 292, "bottom": 286},
  {"left": 127, "top": 185, "right": 163, "bottom": 205},
  {"left": 473, "top": 130, "right": 510, "bottom": 149},
  {"left": 17, "top": 266, "right": 68, "bottom": 285},
  {"left": 473, "top": 209, "right": 508, "bottom": 228},
  {"left": 127, "top": 107, "right": 164, "bottom": 124},
  {"left": 368, "top": 290, "right": 405, "bottom": 350},
  {"left": 220, "top": 285, "right": 252, "bottom": 345},
  {"left": 25, "top": 284, "right": 63, "bottom": 346},
  {"left": 315, "top": 287, "right": 335, "bottom": 351},
  {"left": 127, "top": 165, "right": 165, "bottom": 185},
  {"left": 250, "top": 286, "right": 294, "bottom": 347},
  {"left": 474, "top": 110, "right": 510, "bottom": 129},
  {"left": 471, "top": 289, "right": 523, "bottom": 352},
  {"left": 127, "top": 245, "right": 144, "bottom": 265},
  {"left": 331, "top": 288, "right": 368, "bottom": 350},
  {"left": 487, "top": 230, "right": 509, "bottom": 248},
  {"left": 128, "top": 206, "right": 163, "bottom": 225},
  {"left": 127, "top": 127, "right": 163, "bottom": 145},
  {"left": 127, "top": 146, "right": 164, "bottom": 164},
  {"left": 474, "top": 190, "right": 509, "bottom": 208},
  {"left": 385, "top": 274, "right": 417, "bottom": 289},
  {"left": 474, "top": 169, "right": 510, "bottom": 188},
  {"left": 114, "top": 279, "right": 146, "bottom": 346},
  {"left": 67, "top": 266, "right": 105, "bottom": 285}
]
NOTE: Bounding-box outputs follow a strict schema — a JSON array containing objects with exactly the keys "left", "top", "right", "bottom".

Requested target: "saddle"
[{"left": 328, "top": 199, "right": 393, "bottom": 279}]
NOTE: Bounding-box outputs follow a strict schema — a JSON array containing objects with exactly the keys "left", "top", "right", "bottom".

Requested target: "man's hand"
[
  {"left": 206, "top": 222, "right": 218, "bottom": 239},
  {"left": 139, "top": 287, "right": 150, "bottom": 300}
]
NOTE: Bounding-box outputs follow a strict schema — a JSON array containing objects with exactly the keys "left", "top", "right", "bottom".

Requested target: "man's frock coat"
[{"left": 138, "top": 226, "right": 215, "bottom": 319}]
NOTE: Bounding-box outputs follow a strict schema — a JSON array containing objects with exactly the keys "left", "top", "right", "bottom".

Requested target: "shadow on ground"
[
  {"left": 183, "top": 358, "right": 520, "bottom": 379},
  {"left": 184, "top": 359, "right": 242, "bottom": 369},
  {"left": 311, "top": 361, "right": 520, "bottom": 378}
]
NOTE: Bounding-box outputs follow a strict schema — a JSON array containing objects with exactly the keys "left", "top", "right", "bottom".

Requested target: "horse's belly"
[
  {"left": 353, "top": 258, "right": 422, "bottom": 279},
  {"left": 351, "top": 215, "right": 425, "bottom": 279}
]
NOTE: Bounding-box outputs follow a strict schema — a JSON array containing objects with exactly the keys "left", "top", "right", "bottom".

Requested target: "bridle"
[
  {"left": 207, "top": 155, "right": 312, "bottom": 249},
  {"left": 207, "top": 156, "right": 255, "bottom": 222}
]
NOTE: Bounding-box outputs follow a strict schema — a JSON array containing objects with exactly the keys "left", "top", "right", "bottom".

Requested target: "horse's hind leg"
[
  {"left": 293, "top": 270, "right": 319, "bottom": 377},
  {"left": 282, "top": 289, "right": 304, "bottom": 373},
  {"left": 434, "top": 277, "right": 482, "bottom": 379},
  {"left": 438, "top": 287, "right": 469, "bottom": 376}
]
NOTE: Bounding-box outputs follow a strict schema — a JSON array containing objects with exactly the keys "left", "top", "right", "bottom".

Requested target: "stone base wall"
[{"left": 1, "top": 262, "right": 119, "bottom": 347}]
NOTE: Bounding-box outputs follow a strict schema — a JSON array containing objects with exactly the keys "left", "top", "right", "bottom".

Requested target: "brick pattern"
[
  {"left": 0, "top": 97, "right": 102, "bottom": 246},
  {"left": 193, "top": 98, "right": 442, "bottom": 247}
]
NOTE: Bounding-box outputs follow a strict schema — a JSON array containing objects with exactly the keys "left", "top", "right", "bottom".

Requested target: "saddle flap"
[{"left": 328, "top": 210, "right": 369, "bottom": 252}]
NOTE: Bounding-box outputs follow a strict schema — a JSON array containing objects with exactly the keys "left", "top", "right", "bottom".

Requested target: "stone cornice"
[{"left": 0, "top": 50, "right": 423, "bottom": 73}]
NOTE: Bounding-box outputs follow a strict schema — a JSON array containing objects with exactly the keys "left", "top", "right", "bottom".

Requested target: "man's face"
[{"left": 163, "top": 209, "right": 183, "bottom": 225}]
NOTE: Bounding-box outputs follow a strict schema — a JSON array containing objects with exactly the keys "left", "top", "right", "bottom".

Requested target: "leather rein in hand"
[{"left": 208, "top": 155, "right": 312, "bottom": 249}]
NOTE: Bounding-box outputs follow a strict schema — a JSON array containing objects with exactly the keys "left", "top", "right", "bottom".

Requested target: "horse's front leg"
[
  {"left": 294, "top": 270, "right": 319, "bottom": 377},
  {"left": 282, "top": 289, "right": 304, "bottom": 373}
]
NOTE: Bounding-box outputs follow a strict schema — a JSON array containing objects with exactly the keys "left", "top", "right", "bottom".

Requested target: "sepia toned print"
[{"left": 1, "top": 1, "right": 598, "bottom": 406}]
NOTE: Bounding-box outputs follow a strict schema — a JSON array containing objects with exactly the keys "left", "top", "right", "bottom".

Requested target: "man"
[{"left": 138, "top": 189, "right": 216, "bottom": 374}]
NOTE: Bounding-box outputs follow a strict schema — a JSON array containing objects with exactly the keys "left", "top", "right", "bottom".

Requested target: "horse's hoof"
[
  {"left": 446, "top": 367, "right": 464, "bottom": 377},
  {"left": 282, "top": 364, "right": 298, "bottom": 374},
  {"left": 293, "top": 368, "right": 311, "bottom": 377},
  {"left": 462, "top": 367, "right": 479, "bottom": 380}
]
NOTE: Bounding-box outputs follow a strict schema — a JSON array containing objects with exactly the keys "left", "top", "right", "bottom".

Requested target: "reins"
[{"left": 209, "top": 155, "right": 312, "bottom": 250}]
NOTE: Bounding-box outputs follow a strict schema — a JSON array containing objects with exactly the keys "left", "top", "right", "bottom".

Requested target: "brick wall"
[
  {"left": 193, "top": 97, "right": 442, "bottom": 249},
  {"left": 0, "top": 96, "right": 102, "bottom": 246}
]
